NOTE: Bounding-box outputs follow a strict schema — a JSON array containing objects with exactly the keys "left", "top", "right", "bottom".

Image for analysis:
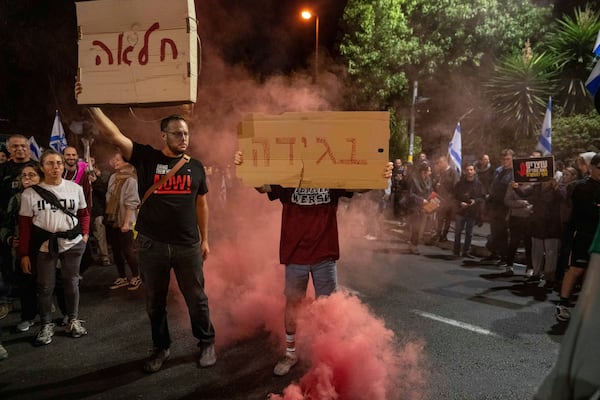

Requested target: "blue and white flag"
[
  {"left": 586, "top": 60, "right": 600, "bottom": 96},
  {"left": 594, "top": 30, "right": 600, "bottom": 57},
  {"left": 28, "top": 136, "right": 42, "bottom": 161},
  {"left": 448, "top": 122, "right": 462, "bottom": 174},
  {"left": 535, "top": 97, "right": 552, "bottom": 156},
  {"left": 49, "top": 110, "right": 67, "bottom": 153}
]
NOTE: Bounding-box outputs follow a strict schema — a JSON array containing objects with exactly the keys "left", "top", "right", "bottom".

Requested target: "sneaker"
[
  {"left": 408, "top": 244, "right": 420, "bottom": 255},
  {"left": 128, "top": 276, "right": 142, "bottom": 291},
  {"left": 0, "top": 303, "right": 12, "bottom": 320},
  {"left": 101, "top": 257, "right": 112, "bottom": 266},
  {"left": 504, "top": 266, "right": 514, "bottom": 276},
  {"left": 0, "top": 344, "right": 7, "bottom": 360},
  {"left": 198, "top": 343, "right": 217, "bottom": 368},
  {"left": 16, "top": 320, "right": 35, "bottom": 332},
  {"left": 35, "top": 323, "right": 55, "bottom": 346},
  {"left": 462, "top": 252, "right": 475, "bottom": 259},
  {"left": 273, "top": 352, "right": 298, "bottom": 376},
  {"left": 109, "top": 277, "right": 129, "bottom": 289},
  {"left": 525, "top": 275, "right": 541, "bottom": 283},
  {"left": 66, "top": 319, "right": 88, "bottom": 338},
  {"left": 555, "top": 305, "right": 571, "bottom": 322},
  {"left": 144, "top": 348, "right": 170, "bottom": 373},
  {"left": 525, "top": 269, "right": 534, "bottom": 277}
]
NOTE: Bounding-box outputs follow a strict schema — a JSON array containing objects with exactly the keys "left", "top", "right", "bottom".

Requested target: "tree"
[
  {"left": 485, "top": 42, "right": 558, "bottom": 143},
  {"left": 551, "top": 108, "right": 600, "bottom": 161},
  {"left": 541, "top": 5, "right": 600, "bottom": 114}
]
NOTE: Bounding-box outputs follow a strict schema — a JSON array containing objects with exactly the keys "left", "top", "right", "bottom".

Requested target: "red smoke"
[{"left": 268, "top": 292, "right": 428, "bottom": 400}]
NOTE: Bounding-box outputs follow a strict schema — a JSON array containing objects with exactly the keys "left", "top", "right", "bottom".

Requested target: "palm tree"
[
  {"left": 542, "top": 5, "right": 600, "bottom": 114},
  {"left": 486, "top": 41, "right": 558, "bottom": 141}
]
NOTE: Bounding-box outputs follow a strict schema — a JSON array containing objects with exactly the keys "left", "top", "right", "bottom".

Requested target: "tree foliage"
[{"left": 552, "top": 109, "right": 600, "bottom": 161}]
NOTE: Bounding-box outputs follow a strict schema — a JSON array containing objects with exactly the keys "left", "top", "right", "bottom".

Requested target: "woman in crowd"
[
  {"left": 0, "top": 164, "right": 43, "bottom": 332},
  {"left": 18, "top": 149, "right": 90, "bottom": 346},
  {"left": 105, "top": 152, "right": 141, "bottom": 290},
  {"left": 407, "top": 162, "right": 433, "bottom": 255}
]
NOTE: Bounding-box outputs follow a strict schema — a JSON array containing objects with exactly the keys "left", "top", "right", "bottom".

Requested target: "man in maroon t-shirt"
[{"left": 234, "top": 151, "right": 392, "bottom": 376}]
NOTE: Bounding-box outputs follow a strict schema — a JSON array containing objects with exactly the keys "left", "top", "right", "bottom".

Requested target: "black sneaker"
[{"left": 144, "top": 348, "right": 170, "bottom": 373}]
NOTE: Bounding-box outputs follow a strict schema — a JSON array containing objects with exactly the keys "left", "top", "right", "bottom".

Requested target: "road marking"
[{"left": 411, "top": 309, "right": 500, "bottom": 337}]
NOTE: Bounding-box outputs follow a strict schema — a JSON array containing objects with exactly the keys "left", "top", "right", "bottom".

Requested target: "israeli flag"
[
  {"left": 586, "top": 60, "right": 600, "bottom": 96},
  {"left": 536, "top": 97, "right": 552, "bottom": 156},
  {"left": 594, "top": 30, "right": 600, "bottom": 57},
  {"left": 49, "top": 110, "right": 67, "bottom": 153},
  {"left": 448, "top": 122, "right": 462, "bottom": 174},
  {"left": 28, "top": 136, "right": 42, "bottom": 161}
]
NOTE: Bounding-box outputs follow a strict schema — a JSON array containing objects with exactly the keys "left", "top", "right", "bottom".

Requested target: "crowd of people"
[{"left": 386, "top": 149, "right": 600, "bottom": 325}]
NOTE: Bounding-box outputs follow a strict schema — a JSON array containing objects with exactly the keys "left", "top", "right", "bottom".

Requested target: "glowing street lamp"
[{"left": 300, "top": 9, "right": 319, "bottom": 83}]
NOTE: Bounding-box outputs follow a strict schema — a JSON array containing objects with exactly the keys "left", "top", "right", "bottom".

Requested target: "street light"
[
  {"left": 408, "top": 80, "right": 430, "bottom": 163},
  {"left": 300, "top": 9, "right": 319, "bottom": 83}
]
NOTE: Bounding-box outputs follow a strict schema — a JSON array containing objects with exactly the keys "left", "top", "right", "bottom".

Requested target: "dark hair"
[
  {"left": 160, "top": 115, "right": 187, "bottom": 132},
  {"left": 591, "top": 153, "right": 600, "bottom": 168},
  {"left": 21, "top": 163, "right": 44, "bottom": 181},
  {"left": 40, "top": 149, "right": 64, "bottom": 165}
]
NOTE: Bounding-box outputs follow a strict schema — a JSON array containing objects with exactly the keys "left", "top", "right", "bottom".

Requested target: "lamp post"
[
  {"left": 408, "top": 81, "right": 418, "bottom": 163},
  {"left": 301, "top": 10, "right": 319, "bottom": 83}
]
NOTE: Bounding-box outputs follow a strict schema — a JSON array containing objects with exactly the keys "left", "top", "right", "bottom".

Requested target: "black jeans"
[
  {"left": 107, "top": 228, "right": 138, "bottom": 278},
  {"left": 136, "top": 233, "right": 215, "bottom": 350}
]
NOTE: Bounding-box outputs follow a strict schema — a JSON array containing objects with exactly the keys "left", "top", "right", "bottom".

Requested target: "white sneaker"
[
  {"left": 555, "top": 305, "right": 571, "bottom": 322},
  {"left": 16, "top": 320, "right": 35, "bottom": 332},
  {"left": 525, "top": 269, "right": 534, "bottom": 277},
  {"left": 35, "top": 323, "right": 55, "bottom": 346},
  {"left": 109, "top": 277, "right": 129, "bottom": 289},
  {"left": 273, "top": 352, "right": 298, "bottom": 376},
  {"left": 128, "top": 276, "right": 142, "bottom": 291},
  {"left": 66, "top": 319, "right": 88, "bottom": 338}
]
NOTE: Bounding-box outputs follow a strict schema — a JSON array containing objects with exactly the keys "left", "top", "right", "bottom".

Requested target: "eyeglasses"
[
  {"left": 43, "top": 161, "right": 64, "bottom": 167},
  {"left": 21, "top": 173, "right": 38, "bottom": 179},
  {"left": 162, "top": 130, "right": 189, "bottom": 138}
]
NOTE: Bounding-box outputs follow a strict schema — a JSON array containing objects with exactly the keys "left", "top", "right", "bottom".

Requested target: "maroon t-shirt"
[{"left": 268, "top": 187, "right": 353, "bottom": 265}]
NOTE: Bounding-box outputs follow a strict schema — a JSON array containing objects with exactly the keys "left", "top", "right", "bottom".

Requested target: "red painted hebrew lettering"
[
  {"left": 315, "top": 137, "right": 337, "bottom": 165},
  {"left": 275, "top": 137, "right": 296, "bottom": 165},
  {"left": 339, "top": 138, "right": 367, "bottom": 165},
  {"left": 90, "top": 22, "right": 178, "bottom": 66},
  {"left": 252, "top": 138, "right": 270, "bottom": 167}
]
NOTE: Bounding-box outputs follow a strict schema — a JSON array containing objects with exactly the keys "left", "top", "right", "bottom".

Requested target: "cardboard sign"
[
  {"left": 513, "top": 156, "right": 555, "bottom": 182},
  {"left": 76, "top": 0, "right": 197, "bottom": 105},
  {"left": 236, "top": 111, "right": 390, "bottom": 189}
]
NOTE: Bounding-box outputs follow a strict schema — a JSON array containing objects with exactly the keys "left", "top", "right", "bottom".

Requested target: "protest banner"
[
  {"left": 236, "top": 111, "right": 390, "bottom": 189},
  {"left": 76, "top": 0, "right": 197, "bottom": 105},
  {"left": 513, "top": 156, "right": 555, "bottom": 183}
]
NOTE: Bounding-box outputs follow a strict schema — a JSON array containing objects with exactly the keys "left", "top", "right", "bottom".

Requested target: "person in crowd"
[
  {"left": 391, "top": 159, "right": 407, "bottom": 219},
  {"left": 556, "top": 166, "right": 579, "bottom": 284},
  {"left": 78, "top": 80, "right": 217, "bottom": 372},
  {"left": 18, "top": 149, "right": 90, "bottom": 345},
  {"left": 89, "top": 156, "right": 111, "bottom": 266},
  {"left": 0, "top": 147, "right": 8, "bottom": 164},
  {"left": 555, "top": 153, "right": 600, "bottom": 322},
  {"left": 483, "top": 149, "right": 514, "bottom": 264},
  {"left": 474, "top": 153, "right": 494, "bottom": 196},
  {"left": 105, "top": 152, "right": 141, "bottom": 291},
  {"left": 62, "top": 146, "right": 93, "bottom": 274},
  {"left": 0, "top": 135, "right": 38, "bottom": 301},
  {"left": 528, "top": 179, "right": 562, "bottom": 287},
  {"left": 432, "top": 155, "right": 459, "bottom": 243},
  {"left": 233, "top": 151, "right": 392, "bottom": 376},
  {"left": 453, "top": 164, "right": 484, "bottom": 258},
  {"left": 534, "top": 219, "right": 600, "bottom": 400},
  {"left": 504, "top": 180, "right": 534, "bottom": 275},
  {"left": 575, "top": 151, "right": 596, "bottom": 178},
  {"left": 407, "top": 162, "right": 434, "bottom": 255},
  {"left": 0, "top": 164, "right": 43, "bottom": 332}
]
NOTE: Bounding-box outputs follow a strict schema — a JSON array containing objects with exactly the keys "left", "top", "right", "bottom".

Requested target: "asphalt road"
[{"left": 0, "top": 218, "right": 566, "bottom": 400}]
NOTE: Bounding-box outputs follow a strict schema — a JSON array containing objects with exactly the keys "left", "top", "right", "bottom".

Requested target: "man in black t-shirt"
[{"left": 81, "top": 92, "right": 216, "bottom": 373}]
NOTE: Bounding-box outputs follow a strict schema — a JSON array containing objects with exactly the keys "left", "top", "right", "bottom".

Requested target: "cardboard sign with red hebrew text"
[
  {"left": 76, "top": 0, "right": 197, "bottom": 105},
  {"left": 236, "top": 112, "right": 390, "bottom": 189}
]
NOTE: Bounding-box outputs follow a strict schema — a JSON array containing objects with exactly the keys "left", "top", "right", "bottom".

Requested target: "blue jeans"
[
  {"left": 454, "top": 214, "right": 475, "bottom": 255},
  {"left": 136, "top": 233, "right": 215, "bottom": 350},
  {"left": 36, "top": 240, "right": 86, "bottom": 323},
  {"left": 285, "top": 259, "right": 337, "bottom": 301}
]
